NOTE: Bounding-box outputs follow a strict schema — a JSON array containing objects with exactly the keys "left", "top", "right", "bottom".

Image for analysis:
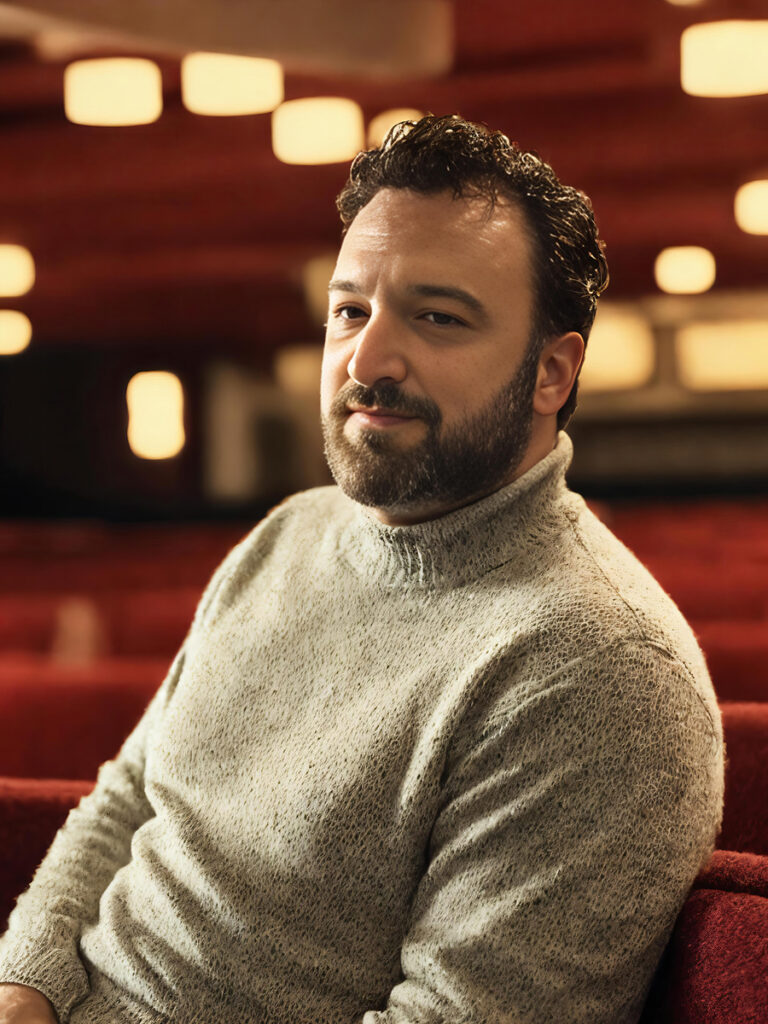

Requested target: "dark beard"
[{"left": 321, "top": 336, "right": 541, "bottom": 517}]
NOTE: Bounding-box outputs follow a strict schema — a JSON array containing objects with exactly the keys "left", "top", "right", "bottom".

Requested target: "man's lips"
[{"left": 346, "top": 406, "right": 419, "bottom": 427}]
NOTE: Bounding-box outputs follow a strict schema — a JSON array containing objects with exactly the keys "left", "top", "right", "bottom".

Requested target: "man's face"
[{"left": 320, "top": 187, "right": 542, "bottom": 525}]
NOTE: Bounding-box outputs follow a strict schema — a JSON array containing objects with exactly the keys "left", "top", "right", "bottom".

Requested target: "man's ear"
[{"left": 532, "top": 332, "right": 585, "bottom": 417}]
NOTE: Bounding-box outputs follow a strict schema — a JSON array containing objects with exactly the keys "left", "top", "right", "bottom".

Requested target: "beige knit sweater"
[{"left": 0, "top": 432, "right": 724, "bottom": 1024}]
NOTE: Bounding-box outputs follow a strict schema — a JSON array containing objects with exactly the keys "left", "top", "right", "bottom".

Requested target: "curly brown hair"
[{"left": 336, "top": 114, "right": 609, "bottom": 430}]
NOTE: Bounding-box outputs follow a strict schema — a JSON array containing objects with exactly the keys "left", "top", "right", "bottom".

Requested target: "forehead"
[{"left": 336, "top": 187, "right": 534, "bottom": 298}]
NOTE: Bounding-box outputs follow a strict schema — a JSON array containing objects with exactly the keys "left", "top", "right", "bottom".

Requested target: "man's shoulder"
[
  {"left": 559, "top": 502, "right": 701, "bottom": 651},
  {"left": 493, "top": 495, "right": 716, "bottom": 712}
]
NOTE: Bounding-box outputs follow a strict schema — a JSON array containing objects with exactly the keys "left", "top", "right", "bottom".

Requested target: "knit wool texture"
[{"left": 0, "top": 433, "right": 725, "bottom": 1024}]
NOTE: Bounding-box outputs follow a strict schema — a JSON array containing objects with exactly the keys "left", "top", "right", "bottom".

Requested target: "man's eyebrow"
[
  {"left": 327, "top": 279, "right": 358, "bottom": 294},
  {"left": 408, "top": 284, "right": 489, "bottom": 320},
  {"left": 327, "top": 280, "right": 490, "bottom": 322}
]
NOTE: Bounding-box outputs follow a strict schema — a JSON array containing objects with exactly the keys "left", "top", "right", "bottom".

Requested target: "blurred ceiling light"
[
  {"left": 181, "top": 52, "right": 283, "bottom": 116},
  {"left": 302, "top": 253, "right": 337, "bottom": 327},
  {"left": 64, "top": 58, "right": 163, "bottom": 126},
  {"left": 681, "top": 21, "right": 768, "bottom": 97},
  {"left": 272, "top": 97, "right": 364, "bottom": 165},
  {"left": 677, "top": 320, "right": 768, "bottom": 390},
  {"left": 0, "top": 310, "right": 32, "bottom": 355},
  {"left": 273, "top": 345, "right": 324, "bottom": 397},
  {"left": 0, "top": 244, "right": 35, "bottom": 297},
  {"left": 367, "top": 108, "right": 424, "bottom": 148},
  {"left": 654, "top": 246, "right": 716, "bottom": 294},
  {"left": 578, "top": 305, "right": 656, "bottom": 393},
  {"left": 126, "top": 371, "right": 185, "bottom": 459},
  {"left": 665, "top": 0, "right": 706, "bottom": 6},
  {"left": 735, "top": 179, "right": 768, "bottom": 234}
]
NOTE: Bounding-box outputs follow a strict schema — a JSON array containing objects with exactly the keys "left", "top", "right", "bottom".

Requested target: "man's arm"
[
  {"left": 0, "top": 644, "right": 187, "bottom": 1022},
  {"left": 361, "top": 640, "right": 724, "bottom": 1024},
  {"left": 0, "top": 530, "right": 248, "bottom": 1023}
]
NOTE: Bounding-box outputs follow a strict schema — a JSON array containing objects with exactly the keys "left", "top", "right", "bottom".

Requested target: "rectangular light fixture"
[
  {"left": 735, "top": 180, "right": 768, "bottom": 235},
  {"left": 654, "top": 246, "right": 716, "bottom": 295},
  {"left": 64, "top": 58, "right": 163, "bottom": 126},
  {"left": 127, "top": 371, "right": 185, "bottom": 458},
  {"left": 181, "top": 53, "right": 283, "bottom": 116},
  {"left": 0, "top": 244, "right": 35, "bottom": 297},
  {"left": 272, "top": 97, "right": 364, "bottom": 165},
  {"left": 579, "top": 306, "right": 656, "bottom": 393},
  {"left": 0, "top": 310, "right": 32, "bottom": 355},
  {"left": 681, "top": 21, "right": 768, "bottom": 97},
  {"left": 676, "top": 321, "right": 768, "bottom": 390}
]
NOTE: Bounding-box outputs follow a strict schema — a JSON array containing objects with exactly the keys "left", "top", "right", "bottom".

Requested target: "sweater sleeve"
[
  {"left": 0, "top": 647, "right": 185, "bottom": 1021},
  {"left": 361, "top": 640, "right": 724, "bottom": 1024},
  {"left": 0, "top": 536, "right": 248, "bottom": 1023}
]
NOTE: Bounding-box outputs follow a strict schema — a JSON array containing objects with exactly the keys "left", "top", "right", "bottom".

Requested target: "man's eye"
[
  {"left": 336, "top": 305, "right": 367, "bottom": 320},
  {"left": 424, "top": 311, "right": 462, "bottom": 326}
]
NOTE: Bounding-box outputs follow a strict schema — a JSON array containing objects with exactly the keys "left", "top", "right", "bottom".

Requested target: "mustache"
[{"left": 331, "top": 382, "right": 442, "bottom": 428}]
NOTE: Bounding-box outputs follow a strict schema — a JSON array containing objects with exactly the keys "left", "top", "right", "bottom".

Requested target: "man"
[{"left": 0, "top": 115, "right": 724, "bottom": 1024}]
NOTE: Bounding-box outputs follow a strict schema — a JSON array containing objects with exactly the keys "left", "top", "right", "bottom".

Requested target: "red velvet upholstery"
[
  {"left": 0, "top": 588, "right": 200, "bottom": 657},
  {"left": 717, "top": 702, "right": 768, "bottom": 856},
  {"left": 644, "top": 561, "right": 768, "bottom": 622},
  {"left": 695, "top": 622, "right": 768, "bottom": 703},
  {"left": 607, "top": 499, "right": 768, "bottom": 556},
  {"left": 0, "top": 523, "right": 245, "bottom": 593},
  {"left": 0, "top": 776, "right": 92, "bottom": 930},
  {"left": 0, "top": 655, "right": 165, "bottom": 779},
  {"left": 640, "top": 850, "right": 768, "bottom": 1023},
  {"left": 109, "top": 588, "right": 200, "bottom": 656}
]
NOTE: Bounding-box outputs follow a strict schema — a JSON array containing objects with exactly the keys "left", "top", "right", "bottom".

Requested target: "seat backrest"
[
  {"left": 0, "top": 776, "right": 93, "bottom": 932},
  {"left": 640, "top": 849, "right": 768, "bottom": 1023},
  {"left": 717, "top": 702, "right": 768, "bottom": 855}
]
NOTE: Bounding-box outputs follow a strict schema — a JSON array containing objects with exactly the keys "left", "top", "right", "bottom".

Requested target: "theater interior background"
[
  {"left": 1, "top": 0, "right": 767, "bottom": 524},
  {"left": 1, "top": 5, "right": 768, "bottom": 1012}
]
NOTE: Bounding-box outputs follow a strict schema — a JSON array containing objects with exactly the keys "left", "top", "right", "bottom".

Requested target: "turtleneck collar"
[{"left": 338, "top": 431, "right": 575, "bottom": 589}]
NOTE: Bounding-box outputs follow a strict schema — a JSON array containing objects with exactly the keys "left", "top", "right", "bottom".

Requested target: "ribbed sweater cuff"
[{"left": 0, "top": 938, "right": 90, "bottom": 1023}]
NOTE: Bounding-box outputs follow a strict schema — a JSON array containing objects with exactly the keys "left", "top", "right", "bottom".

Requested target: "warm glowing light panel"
[
  {"left": 181, "top": 53, "right": 284, "bottom": 116},
  {"left": 0, "top": 244, "right": 35, "bottom": 297},
  {"left": 64, "top": 58, "right": 163, "bottom": 126},
  {"left": 272, "top": 98, "right": 364, "bottom": 165},
  {"left": 677, "top": 320, "right": 768, "bottom": 390},
  {"left": 0, "top": 310, "right": 32, "bottom": 355},
  {"left": 735, "top": 180, "right": 768, "bottom": 235},
  {"left": 126, "top": 371, "right": 186, "bottom": 459},
  {"left": 654, "top": 246, "right": 716, "bottom": 295},
  {"left": 579, "top": 306, "right": 656, "bottom": 392},
  {"left": 681, "top": 21, "right": 768, "bottom": 98}
]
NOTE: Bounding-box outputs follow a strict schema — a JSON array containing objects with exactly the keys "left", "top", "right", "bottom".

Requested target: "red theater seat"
[
  {"left": 109, "top": 587, "right": 200, "bottom": 657},
  {"left": 696, "top": 621, "right": 768, "bottom": 702},
  {"left": 0, "top": 523, "right": 246, "bottom": 594},
  {"left": 717, "top": 702, "right": 768, "bottom": 856},
  {"left": 0, "top": 776, "right": 92, "bottom": 931},
  {"left": 642, "top": 560, "right": 768, "bottom": 622},
  {"left": 0, "top": 655, "right": 166, "bottom": 779},
  {"left": 639, "top": 849, "right": 768, "bottom": 1023},
  {"left": 0, "top": 588, "right": 201, "bottom": 659}
]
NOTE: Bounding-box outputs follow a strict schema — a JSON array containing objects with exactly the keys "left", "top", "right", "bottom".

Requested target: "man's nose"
[{"left": 346, "top": 311, "right": 407, "bottom": 387}]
